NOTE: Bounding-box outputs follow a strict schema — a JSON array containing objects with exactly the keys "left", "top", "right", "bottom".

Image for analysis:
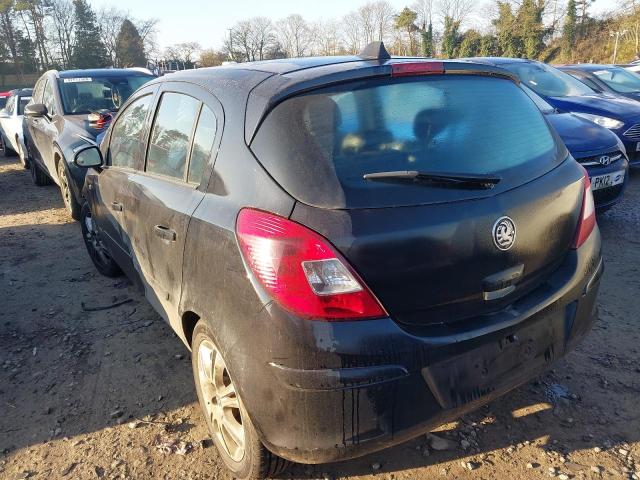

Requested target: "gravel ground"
[{"left": 1, "top": 156, "right": 639, "bottom": 480}]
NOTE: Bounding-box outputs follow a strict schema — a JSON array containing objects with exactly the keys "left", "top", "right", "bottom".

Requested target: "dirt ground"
[{"left": 0, "top": 155, "right": 639, "bottom": 480}]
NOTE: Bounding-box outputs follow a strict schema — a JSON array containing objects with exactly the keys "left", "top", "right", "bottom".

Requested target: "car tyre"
[
  {"left": 191, "top": 321, "right": 289, "bottom": 480},
  {"left": 30, "top": 159, "right": 52, "bottom": 186},
  {"left": 80, "top": 202, "right": 122, "bottom": 277},
  {"left": 57, "top": 160, "right": 81, "bottom": 220}
]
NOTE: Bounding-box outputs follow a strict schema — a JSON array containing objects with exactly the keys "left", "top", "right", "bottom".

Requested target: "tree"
[
  {"left": 276, "top": 14, "right": 311, "bottom": 57},
  {"left": 518, "top": 0, "right": 545, "bottom": 59},
  {"left": 421, "top": 22, "right": 434, "bottom": 56},
  {"left": 395, "top": 7, "right": 418, "bottom": 55},
  {"left": 115, "top": 19, "right": 146, "bottom": 67},
  {"left": 457, "top": 29, "right": 481, "bottom": 57},
  {"left": 96, "top": 7, "right": 127, "bottom": 66},
  {"left": 493, "top": 2, "right": 522, "bottom": 57},
  {"left": 479, "top": 34, "right": 498, "bottom": 56},
  {"left": 48, "top": 0, "right": 75, "bottom": 68},
  {"left": 563, "top": 0, "right": 577, "bottom": 61},
  {"left": 441, "top": 15, "right": 461, "bottom": 58},
  {"left": 70, "top": 0, "right": 109, "bottom": 68},
  {"left": 15, "top": 0, "right": 49, "bottom": 69},
  {"left": 199, "top": 48, "right": 226, "bottom": 67}
]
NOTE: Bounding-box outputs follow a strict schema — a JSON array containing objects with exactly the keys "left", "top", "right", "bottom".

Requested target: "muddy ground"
[{"left": 0, "top": 155, "right": 639, "bottom": 480}]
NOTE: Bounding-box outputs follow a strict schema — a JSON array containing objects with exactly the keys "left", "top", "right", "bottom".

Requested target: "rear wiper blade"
[{"left": 363, "top": 170, "right": 502, "bottom": 189}]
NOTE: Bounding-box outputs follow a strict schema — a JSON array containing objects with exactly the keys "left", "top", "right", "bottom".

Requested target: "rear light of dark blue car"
[
  {"left": 572, "top": 168, "right": 596, "bottom": 249},
  {"left": 236, "top": 208, "right": 386, "bottom": 321}
]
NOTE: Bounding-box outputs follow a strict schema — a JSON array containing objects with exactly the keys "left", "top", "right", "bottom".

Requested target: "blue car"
[
  {"left": 521, "top": 85, "right": 628, "bottom": 210},
  {"left": 467, "top": 57, "right": 640, "bottom": 167},
  {"left": 558, "top": 64, "right": 640, "bottom": 102}
]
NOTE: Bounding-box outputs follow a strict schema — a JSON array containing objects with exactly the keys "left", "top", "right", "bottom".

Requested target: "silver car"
[{"left": 0, "top": 88, "right": 33, "bottom": 168}]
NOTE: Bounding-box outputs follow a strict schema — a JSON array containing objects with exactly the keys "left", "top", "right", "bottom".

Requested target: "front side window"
[
  {"left": 503, "top": 62, "right": 594, "bottom": 97},
  {"left": 146, "top": 92, "right": 200, "bottom": 180},
  {"left": 18, "top": 97, "right": 31, "bottom": 115},
  {"left": 42, "top": 80, "right": 56, "bottom": 115},
  {"left": 5, "top": 95, "right": 16, "bottom": 115},
  {"left": 188, "top": 105, "right": 217, "bottom": 184},
  {"left": 592, "top": 67, "right": 640, "bottom": 93},
  {"left": 57, "top": 74, "right": 154, "bottom": 115},
  {"left": 32, "top": 78, "right": 45, "bottom": 103},
  {"left": 109, "top": 95, "right": 152, "bottom": 169}
]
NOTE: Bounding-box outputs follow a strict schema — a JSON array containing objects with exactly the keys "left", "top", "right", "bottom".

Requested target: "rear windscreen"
[{"left": 251, "top": 75, "right": 560, "bottom": 209}]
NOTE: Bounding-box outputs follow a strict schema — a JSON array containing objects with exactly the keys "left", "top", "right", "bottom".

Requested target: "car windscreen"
[
  {"left": 592, "top": 67, "right": 640, "bottom": 93},
  {"left": 502, "top": 62, "right": 594, "bottom": 97},
  {"left": 17, "top": 97, "right": 31, "bottom": 115},
  {"left": 522, "top": 85, "right": 555, "bottom": 113},
  {"left": 57, "top": 75, "right": 154, "bottom": 115},
  {"left": 0, "top": 97, "right": 7, "bottom": 109},
  {"left": 251, "top": 75, "right": 560, "bottom": 209}
]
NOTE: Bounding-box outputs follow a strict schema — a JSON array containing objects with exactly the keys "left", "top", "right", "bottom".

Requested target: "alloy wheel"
[
  {"left": 197, "top": 339, "right": 245, "bottom": 462},
  {"left": 59, "top": 167, "right": 72, "bottom": 213}
]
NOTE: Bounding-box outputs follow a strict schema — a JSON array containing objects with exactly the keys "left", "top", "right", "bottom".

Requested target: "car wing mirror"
[
  {"left": 74, "top": 145, "right": 104, "bottom": 168},
  {"left": 24, "top": 103, "right": 47, "bottom": 117},
  {"left": 0, "top": 108, "right": 9, "bottom": 119}
]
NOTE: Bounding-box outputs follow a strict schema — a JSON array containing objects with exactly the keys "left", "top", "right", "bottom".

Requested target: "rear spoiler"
[{"left": 245, "top": 51, "right": 519, "bottom": 145}]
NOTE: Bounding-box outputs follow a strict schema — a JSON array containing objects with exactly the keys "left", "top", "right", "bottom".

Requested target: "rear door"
[
  {"left": 252, "top": 71, "right": 585, "bottom": 327},
  {"left": 38, "top": 79, "right": 60, "bottom": 176},
  {"left": 95, "top": 87, "right": 157, "bottom": 282},
  {"left": 119, "top": 82, "right": 221, "bottom": 330}
]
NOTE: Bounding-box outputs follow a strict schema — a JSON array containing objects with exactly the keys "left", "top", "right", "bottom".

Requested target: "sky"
[{"left": 89, "top": 0, "right": 622, "bottom": 52}]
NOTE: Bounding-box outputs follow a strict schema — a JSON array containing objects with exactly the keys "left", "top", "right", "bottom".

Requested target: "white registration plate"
[
  {"left": 636, "top": 142, "right": 640, "bottom": 151},
  {"left": 590, "top": 170, "right": 625, "bottom": 191}
]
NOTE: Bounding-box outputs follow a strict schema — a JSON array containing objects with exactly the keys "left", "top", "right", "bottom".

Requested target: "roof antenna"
[{"left": 359, "top": 41, "right": 391, "bottom": 60}]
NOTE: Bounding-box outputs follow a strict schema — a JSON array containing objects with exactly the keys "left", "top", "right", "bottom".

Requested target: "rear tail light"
[
  {"left": 236, "top": 208, "right": 387, "bottom": 320},
  {"left": 572, "top": 168, "right": 596, "bottom": 249},
  {"left": 391, "top": 62, "right": 445, "bottom": 77},
  {"left": 88, "top": 110, "right": 112, "bottom": 129}
]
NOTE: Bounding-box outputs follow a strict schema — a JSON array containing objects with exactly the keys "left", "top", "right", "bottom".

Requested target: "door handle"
[
  {"left": 110, "top": 201, "right": 123, "bottom": 211},
  {"left": 154, "top": 225, "right": 177, "bottom": 242}
]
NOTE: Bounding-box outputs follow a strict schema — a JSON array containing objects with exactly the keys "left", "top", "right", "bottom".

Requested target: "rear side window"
[
  {"left": 146, "top": 92, "right": 200, "bottom": 180},
  {"left": 188, "top": 105, "right": 217, "bottom": 184},
  {"left": 251, "top": 75, "right": 558, "bottom": 208},
  {"left": 18, "top": 97, "right": 31, "bottom": 115},
  {"left": 110, "top": 95, "right": 152, "bottom": 169}
]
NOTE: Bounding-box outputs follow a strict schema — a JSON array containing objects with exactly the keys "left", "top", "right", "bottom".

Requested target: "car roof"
[
  {"left": 159, "top": 53, "right": 518, "bottom": 141},
  {"left": 12, "top": 88, "right": 33, "bottom": 96},
  {"left": 559, "top": 64, "right": 618, "bottom": 72},
  {"left": 459, "top": 57, "right": 535, "bottom": 66},
  {"left": 56, "top": 68, "right": 155, "bottom": 78}
]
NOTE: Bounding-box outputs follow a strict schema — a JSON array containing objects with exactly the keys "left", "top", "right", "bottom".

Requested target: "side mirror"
[
  {"left": 24, "top": 103, "right": 47, "bottom": 117},
  {"left": 74, "top": 145, "right": 103, "bottom": 168},
  {"left": 0, "top": 108, "right": 9, "bottom": 119}
]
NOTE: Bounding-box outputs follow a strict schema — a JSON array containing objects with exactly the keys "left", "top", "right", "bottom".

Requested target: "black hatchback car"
[
  {"left": 74, "top": 44, "right": 603, "bottom": 479},
  {"left": 23, "top": 68, "right": 154, "bottom": 219}
]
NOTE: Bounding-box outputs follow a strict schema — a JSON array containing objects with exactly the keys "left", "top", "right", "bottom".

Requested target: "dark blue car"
[
  {"left": 558, "top": 64, "right": 640, "bottom": 102},
  {"left": 468, "top": 58, "right": 640, "bottom": 167},
  {"left": 521, "top": 86, "right": 628, "bottom": 210}
]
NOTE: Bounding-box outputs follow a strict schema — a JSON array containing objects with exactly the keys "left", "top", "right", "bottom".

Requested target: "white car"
[{"left": 0, "top": 88, "right": 33, "bottom": 168}]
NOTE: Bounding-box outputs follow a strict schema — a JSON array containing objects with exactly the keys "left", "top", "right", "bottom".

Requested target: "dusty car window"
[
  {"left": 42, "top": 80, "right": 56, "bottom": 115},
  {"left": 109, "top": 95, "right": 152, "bottom": 169},
  {"left": 188, "top": 105, "right": 217, "bottom": 184},
  {"left": 252, "top": 75, "right": 557, "bottom": 208},
  {"left": 146, "top": 92, "right": 200, "bottom": 180}
]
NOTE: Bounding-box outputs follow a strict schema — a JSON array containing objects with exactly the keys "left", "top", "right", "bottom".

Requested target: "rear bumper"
[{"left": 239, "top": 229, "right": 602, "bottom": 464}]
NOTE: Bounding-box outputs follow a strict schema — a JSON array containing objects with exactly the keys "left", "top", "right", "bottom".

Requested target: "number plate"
[
  {"left": 636, "top": 142, "right": 640, "bottom": 152},
  {"left": 590, "top": 170, "right": 625, "bottom": 191}
]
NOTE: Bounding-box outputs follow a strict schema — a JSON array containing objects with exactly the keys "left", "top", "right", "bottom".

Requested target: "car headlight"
[{"left": 571, "top": 112, "right": 625, "bottom": 129}]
